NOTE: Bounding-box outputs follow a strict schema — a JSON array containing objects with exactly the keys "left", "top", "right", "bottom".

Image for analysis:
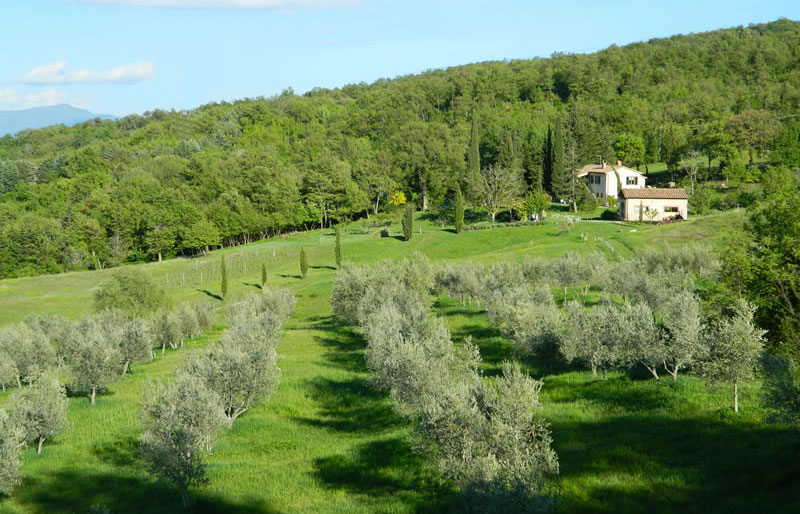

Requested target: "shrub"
[{"left": 94, "top": 268, "right": 169, "bottom": 317}]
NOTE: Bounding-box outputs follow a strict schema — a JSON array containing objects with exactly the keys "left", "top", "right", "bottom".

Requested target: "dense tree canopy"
[{"left": 1, "top": 19, "right": 800, "bottom": 278}]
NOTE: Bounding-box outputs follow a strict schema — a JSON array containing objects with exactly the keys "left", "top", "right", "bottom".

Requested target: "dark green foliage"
[
  {"left": 454, "top": 186, "right": 465, "bottom": 233},
  {"left": 94, "top": 268, "right": 168, "bottom": 317},
  {"left": 334, "top": 225, "right": 342, "bottom": 268},
  {"left": 300, "top": 247, "right": 308, "bottom": 279},
  {"left": 761, "top": 354, "right": 800, "bottom": 424},
  {"left": 402, "top": 203, "right": 414, "bottom": 241},
  {"left": 721, "top": 178, "right": 800, "bottom": 353},
  {"left": 220, "top": 256, "right": 228, "bottom": 300},
  {"left": 261, "top": 261, "right": 267, "bottom": 287},
  {"left": 541, "top": 125, "right": 553, "bottom": 195},
  {"left": 2, "top": 20, "right": 800, "bottom": 279},
  {"left": 549, "top": 115, "right": 569, "bottom": 202}
]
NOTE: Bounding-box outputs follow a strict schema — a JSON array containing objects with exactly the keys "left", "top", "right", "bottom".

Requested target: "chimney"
[
  {"left": 601, "top": 160, "right": 606, "bottom": 169},
  {"left": 616, "top": 160, "right": 622, "bottom": 166}
]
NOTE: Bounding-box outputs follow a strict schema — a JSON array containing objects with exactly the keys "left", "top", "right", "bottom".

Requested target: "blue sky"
[{"left": 1, "top": 0, "right": 798, "bottom": 116}]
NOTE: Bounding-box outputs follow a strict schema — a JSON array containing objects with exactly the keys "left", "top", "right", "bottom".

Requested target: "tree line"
[
  {"left": 2, "top": 19, "right": 800, "bottom": 278},
  {"left": 0, "top": 270, "right": 218, "bottom": 497},
  {"left": 140, "top": 288, "right": 291, "bottom": 508},
  {"left": 332, "top": 255, "right": 559, "bottom": 512}
]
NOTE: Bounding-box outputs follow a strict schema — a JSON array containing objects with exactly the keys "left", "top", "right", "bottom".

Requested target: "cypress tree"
[
  {"left": 542, "top": 124, "right": 553, "bottom": 195},
  {"left": 550, "top": 115, "right": 570, "bottom": 201},
  {"left": 334, "top": 225, "right": 342, "bottom": 268},
  {"left": 300, "top": 247, "right": 308, "bottom": 279},
  {"left": 261, "top": 261, "right": 267, "bottom": 287},
  {"left": 454, "top": 186, "right": 465, "bottom": 234},
  {"left": 220, "top": 256, "right": 228, "bottom": 300},
  {"left": 467, "top": 110, "right": 480, "bottom": 177},
  {"left": 402, "top": 203, "right": 414, "bottom": 241}
]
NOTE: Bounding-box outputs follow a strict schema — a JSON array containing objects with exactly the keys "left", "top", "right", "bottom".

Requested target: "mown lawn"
[{"left": 2, "top": 210, "right": 798, "bottom": 514}]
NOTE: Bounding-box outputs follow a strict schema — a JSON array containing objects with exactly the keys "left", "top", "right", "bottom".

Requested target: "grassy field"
[{"left": 2, "top": 209, "right": 799, "bottom": 514}]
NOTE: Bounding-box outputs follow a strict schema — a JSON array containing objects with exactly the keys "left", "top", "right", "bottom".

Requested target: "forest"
[{"left": 1, "top": 18, "right": 799, "bottom": 278}]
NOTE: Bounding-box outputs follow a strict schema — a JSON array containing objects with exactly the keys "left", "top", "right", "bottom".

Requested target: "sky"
[{"left": 1, "top": 0, "right": 798, "bottom": 116}]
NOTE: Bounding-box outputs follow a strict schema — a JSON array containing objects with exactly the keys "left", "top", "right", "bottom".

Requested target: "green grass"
[{"left": 3, "top": 210, "right": 798, "bottom": 514}]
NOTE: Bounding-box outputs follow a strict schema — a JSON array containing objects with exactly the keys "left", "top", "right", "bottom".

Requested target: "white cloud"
[
  {"left": 73, "top": 0, "right": 359, "bottom": 8},
  {"left": 0, "top": 88, "right": 69, "bottom": 110},
  {"left": 15, "top": 61, "right": 154, "bottom": 85}
]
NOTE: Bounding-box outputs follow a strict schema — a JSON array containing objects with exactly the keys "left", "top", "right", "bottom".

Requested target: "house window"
[
  {"left": 665, "top": 206, "right": 679, "bottom": 213},
  {"left": 626, "top": 177, "right": 638, "bottom": 185}
]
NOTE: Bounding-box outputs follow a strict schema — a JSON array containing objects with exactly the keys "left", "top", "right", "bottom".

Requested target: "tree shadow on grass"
[
  {"left": 292, "top": 376, "right": 405, "bottom": 434},
  {"left": 242, "top": 282, "right": 262, "bottom": 290},
  {"left": 13, "top": 467, "right": 280, "bottom": 514},
  {"left": 311, "top": 265, "right": 336, "bottom": 270},
  {"left": 313, "top": 437, "right": 457, "bottom": 513},
  {"left": 196, "top": 289, "right": 223, "bottom": 301},
  {"left": 551, "top": 413, "right": 800, "bottom": 514},
  {"left": 278, "top": 274, "right": 302, "bottom": 279}
]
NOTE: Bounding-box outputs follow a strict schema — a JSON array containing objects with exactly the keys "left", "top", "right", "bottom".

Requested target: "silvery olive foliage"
[
  {"left": 141, "top": 288, "right": 291, "bottom": 507},
  {"left": 334, "top": 260, "right": 559, "bottom": 511},
  {"left": 659, "top": 292, "right": 705, "bottom": 381},
  {"left": 185, "top": 290, "right": 287, "bottom": 421},
  {"left": 68, "top": 316, "right": 125, "bottom": 404},
  {"left": 0, "top": 410, "right": 25, "bottom": 496},
  {"left": 560, "top": 300, "right": 621, "bottom": 378},
  {"left": 6, "top": 375, "right": 70, "bottom": 455},
  {"left": 698, "top": 299, "right": 766, "bottom": 412},
  {"left": 121, "top": 317, "right": 155, "bottom": 373}
]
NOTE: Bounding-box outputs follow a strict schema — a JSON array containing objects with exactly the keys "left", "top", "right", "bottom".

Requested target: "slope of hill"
[
  {"left": 7, "top": 211, "right": 797, "bottom": 514},
  {"left": 0, "top": 18, "right": 799, "bottom": 280},
  {"left": 0, "top": 104, "right": 116, "bottom": 136}
]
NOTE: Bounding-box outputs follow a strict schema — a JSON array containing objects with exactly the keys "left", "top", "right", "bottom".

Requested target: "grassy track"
[{"left": 2, "top": 210, "right": 798, "bottom": 513}]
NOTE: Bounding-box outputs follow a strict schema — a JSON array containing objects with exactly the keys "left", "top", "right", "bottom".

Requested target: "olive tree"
[
  {"left": 24, "top": 314, "right": 73, "bottom": 368},
  {"left": 660, "top": 292, "right": 705, "bottom": 381},
  {"left": 0, "top": 411, "right": 25, "bottom": 496},
  {"left": 192, "top": 301, "right": 217, "bottom": 333},
  {"left": 68, "top": 320, "right": 124, "bottom": 405},
  {"left": 0, "top": 357, "right": 19, "bottom": 392},
  {"left": 121, "top": 318, "right": 155, "bottom": 374},
  {"left": 154, "top": 311, "right": 183, "bottom": 355},
  {"left": 184, "top": 313, "right": 281, "bottom": 421},
  {"left": 7, "top": 376, "right": 70, "bottom": 455},
  {"left": 616, "top": 302, "right": 663, "bottom": 380},
  {"left": 0, "top": 324, "right": 57, "bottom": 386},
  {"left": 140, "top": 374, "right": 230, "bottom": 454},
  {"left": 560, "top": 301, "right": 620, "bottom": 378},
  {"left": 699, "top": 299, "right": 766, "bottom": 412},
  {"left": 177, "top": 305, "right": 200, "bottom": 345}
]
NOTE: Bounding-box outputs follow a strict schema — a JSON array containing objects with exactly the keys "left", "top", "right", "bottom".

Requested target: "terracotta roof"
[
  {"left": 620, "top": 188, "right": 688, "bottom": 199},
  {"left": 576, "top": 163, "right": 645, "bottom": 177}
]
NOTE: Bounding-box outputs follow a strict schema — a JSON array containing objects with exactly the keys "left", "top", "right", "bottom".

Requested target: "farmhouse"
[
  {"left": 577, "top": 160, "right": 646, "bottom": 204},
  {"left": 619, "top": 188, "right": 689, "bottom": 221}
]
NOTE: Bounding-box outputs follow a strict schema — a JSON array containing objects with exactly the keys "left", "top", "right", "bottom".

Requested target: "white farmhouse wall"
[{"left": 621, "top": 198, "right": 688, "bottom": 221}]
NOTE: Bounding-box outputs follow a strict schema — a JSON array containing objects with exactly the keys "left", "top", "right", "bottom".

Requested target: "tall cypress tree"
[
  {"left": 334, "top": 225, "right": 342, "bottom": 268},
  {"left": 550, "top": 115, "right": 570, "bottom": 201},
  {"left": 467, "top": 110, "right": 480, "bottom": 177},
  {"left": 542, "top": 125, "right": 553, "bottom": 195},
  {"left": 261, "top": 261, "right": 267, "bottom": 287},
  {"left": 220, "top": 255, "right": 228, "bottom": 300},
  {"left": 454, "top": 186, "right": 465, "bottom": 234},
  {"left": 402, "top": 203, "right": 414, "bottom": 241},
  {"left": 300, "top": 247, "right": 308, "bottom": 279}
]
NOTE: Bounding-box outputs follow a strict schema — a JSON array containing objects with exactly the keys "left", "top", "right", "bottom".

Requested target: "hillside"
[
  {"left": 0, "top": 104, "right": 116, "bottom": 137},
  {"left": 1, "top": 18, "right": 800, "bottom": 280},
  {"left": 7, "top": 211, "right": 799, "bottom": 514}
]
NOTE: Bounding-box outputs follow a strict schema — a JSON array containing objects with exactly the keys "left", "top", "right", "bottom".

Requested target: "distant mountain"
[{"left": 0, "top": 104, "right": 117, "bottom": 136}]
